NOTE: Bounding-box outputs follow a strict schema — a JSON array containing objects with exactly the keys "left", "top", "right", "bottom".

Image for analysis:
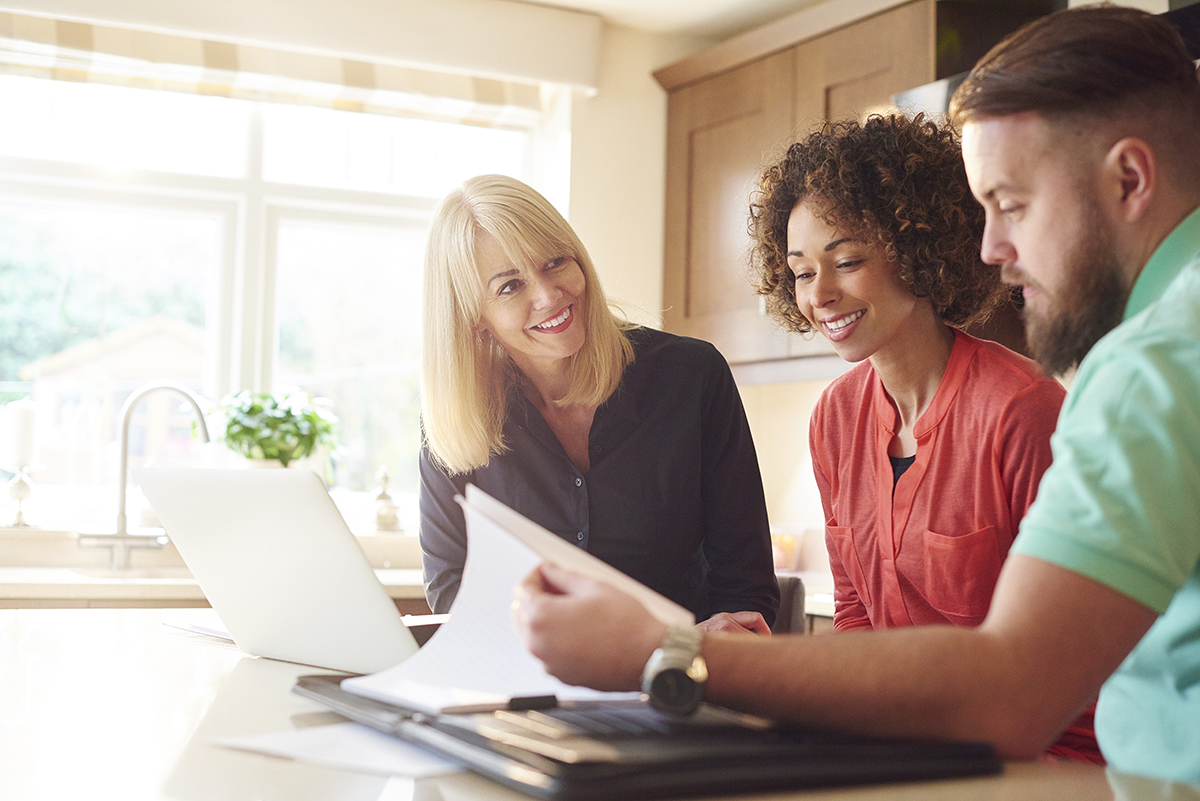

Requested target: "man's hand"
[
  {"left": 698, "top": 611, "right": 771, "bottom": 634},
  {"left": 512, "top": 562, "right": 667, "bottom": 691}
]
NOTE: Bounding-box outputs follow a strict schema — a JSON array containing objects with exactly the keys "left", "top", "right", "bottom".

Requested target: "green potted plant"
[{"left": 218, "top": 388, "right": 337, "bottom": 467}]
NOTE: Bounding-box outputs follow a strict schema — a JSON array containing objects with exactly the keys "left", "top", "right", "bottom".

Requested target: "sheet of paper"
[
  {"left": 465, "top": 483, "right": 695, "bottom": 627},
  {"left": 163, "top": 621, "right": 235, "bottom": 643},
  {"left": 215, "top": 722, "right": 460, "bottom": 778},
  {"left": 342, "top": 488, "right": 637, "bottom": 711}
]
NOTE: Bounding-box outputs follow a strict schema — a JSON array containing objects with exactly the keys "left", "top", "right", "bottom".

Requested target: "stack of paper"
[{"left": 341, "top": 484, "right": 695, "bottom": 713}]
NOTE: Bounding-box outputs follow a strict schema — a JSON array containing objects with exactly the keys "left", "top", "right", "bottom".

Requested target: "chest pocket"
[{"left": 922, "top": 525, "right": 1002, "bottom": 626}]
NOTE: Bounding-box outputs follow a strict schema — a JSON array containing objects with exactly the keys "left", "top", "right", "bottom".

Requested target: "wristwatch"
[{"left": 641, "top": 625, "right": 708, "bottom": 715}]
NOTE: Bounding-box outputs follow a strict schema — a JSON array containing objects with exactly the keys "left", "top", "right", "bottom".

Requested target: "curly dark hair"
[{"left": 748, "top": 113, "right": 1004, "bottom": 334}]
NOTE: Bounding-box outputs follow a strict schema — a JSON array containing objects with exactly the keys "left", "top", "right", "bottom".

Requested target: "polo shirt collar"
[{"left": 1125, "top": 205, "right": 1200, "bottom": 321}]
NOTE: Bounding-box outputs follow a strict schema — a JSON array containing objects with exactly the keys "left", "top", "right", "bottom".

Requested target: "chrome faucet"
[{"left": 79, "top": 382, "right": 211, "bottom": 569}]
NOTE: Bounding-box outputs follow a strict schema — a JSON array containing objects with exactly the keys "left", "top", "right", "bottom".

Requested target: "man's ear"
[{"left": 1103, "top": 137, "right": 1156, "bottom": 223}]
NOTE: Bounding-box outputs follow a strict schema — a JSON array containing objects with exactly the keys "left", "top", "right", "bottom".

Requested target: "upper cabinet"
[
  {"left": 792, "top": 0, "right": 934, "bottom": 131},
  {"left": 659, "top": 0, "right": 935, "bottom": 365},
  {"left": 657, "top": 0, "right": 1058, "bottom": 367},
  {"left": 662, "top": 47, "right": 800, "bottom": 364}
]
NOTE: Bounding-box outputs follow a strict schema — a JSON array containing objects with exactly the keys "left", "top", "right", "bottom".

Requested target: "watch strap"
[
  {"left": 641, "top": 624, "right": 708, "bottom": 689},
  {"left": 661, "top": 624, "right": 703, "bottom": 659}
]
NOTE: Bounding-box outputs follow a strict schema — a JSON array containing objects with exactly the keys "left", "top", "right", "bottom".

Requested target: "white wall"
[
  {"left": 738, "top": 379, "right": 830, "bottom": 542},
  {"left": 568, "top": 24, "right": 709, "bottom": 327}
]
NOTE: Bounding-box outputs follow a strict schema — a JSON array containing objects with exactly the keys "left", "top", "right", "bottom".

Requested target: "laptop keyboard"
[
  {"left": 500, "top": 705, "right": 677, "bottom": 738},
  {"left": 481, "top": 700, "right": 773, "bottom": 741}
]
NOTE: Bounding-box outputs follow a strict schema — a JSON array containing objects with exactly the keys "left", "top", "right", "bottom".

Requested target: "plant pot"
[{"left": 243, "top": 458, "right": 287, "bottom": 469}]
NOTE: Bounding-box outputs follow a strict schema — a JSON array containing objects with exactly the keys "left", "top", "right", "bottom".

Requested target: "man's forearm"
[
  {"left": 702, "top": 625, "right": 1055, "bottom": 757},
  {"left": 699, "top": 555, "right": 1156, "bottom": 759}
]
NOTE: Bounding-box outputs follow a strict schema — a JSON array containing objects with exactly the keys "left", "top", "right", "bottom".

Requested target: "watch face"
[{"left": 649, "top": 667, "right": 703, "bottom": 714}]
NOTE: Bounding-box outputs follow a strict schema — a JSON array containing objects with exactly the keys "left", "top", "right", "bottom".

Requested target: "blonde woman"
[{"left": 419, "top": 174, "right": 779, "bottom": 633}]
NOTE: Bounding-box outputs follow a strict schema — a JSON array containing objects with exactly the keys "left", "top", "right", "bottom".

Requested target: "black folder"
[{"left": 293, "top": 673, "right": 1002, "bottom": 801}]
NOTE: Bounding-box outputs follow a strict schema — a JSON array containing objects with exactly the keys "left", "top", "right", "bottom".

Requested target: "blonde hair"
[{"left": 421, "top": 174, "right": 634, "bottom": 474}]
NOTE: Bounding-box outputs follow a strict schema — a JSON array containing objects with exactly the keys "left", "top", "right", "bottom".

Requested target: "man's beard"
[{"left": 1021, "top": 222, "right": 1131, "bottom": 377}]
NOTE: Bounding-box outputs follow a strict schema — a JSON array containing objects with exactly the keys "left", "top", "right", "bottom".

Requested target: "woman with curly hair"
[{"left": 750, "top": 114, "right": 1098, "bottom": 763}]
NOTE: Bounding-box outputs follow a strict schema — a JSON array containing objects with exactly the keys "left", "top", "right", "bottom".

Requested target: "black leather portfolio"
[{"left": 293, "top": 673, "right": 1002, "bottom": 801}]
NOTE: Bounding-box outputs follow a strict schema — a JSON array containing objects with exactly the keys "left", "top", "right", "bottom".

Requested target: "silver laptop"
[{"left": 135, "top": 467, "right": 419, "bottom": 674}]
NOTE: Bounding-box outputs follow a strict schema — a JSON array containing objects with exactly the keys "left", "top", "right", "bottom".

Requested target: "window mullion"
[{"left": 231, "top": 102, "right": 273, "bottom": 394}]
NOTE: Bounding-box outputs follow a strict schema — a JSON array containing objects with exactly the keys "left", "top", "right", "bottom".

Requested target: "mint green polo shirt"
[{"left": 1012, "top": 206, "right": 1200, "bottom": 786}]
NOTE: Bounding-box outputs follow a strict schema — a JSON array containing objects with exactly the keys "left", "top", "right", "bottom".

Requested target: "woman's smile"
[
  {"left": 821, "top": 309, "right": 865, "bottom": 340},
  {"left": 532, "top": 305, "right": 573, "bottom": 332}
]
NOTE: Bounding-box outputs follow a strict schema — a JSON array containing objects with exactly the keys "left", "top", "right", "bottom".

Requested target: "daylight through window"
[{"left": 0, "top": 72, "right": 549, "bottom": 532}]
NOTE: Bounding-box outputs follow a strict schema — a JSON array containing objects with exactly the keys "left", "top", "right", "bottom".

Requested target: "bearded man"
[{"left": 513, "top": 5, "right": 1200, "bottom": 786}]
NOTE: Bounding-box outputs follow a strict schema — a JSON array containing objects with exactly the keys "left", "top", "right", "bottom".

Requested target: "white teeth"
[
  {"left": 824, "top": 310, "right": 864, "bottom": 332},
  {"left": 534, "top": 307, "right": 570, "bottom": 330}
]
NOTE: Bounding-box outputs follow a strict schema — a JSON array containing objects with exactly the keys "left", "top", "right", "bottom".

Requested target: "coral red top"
[
  {"left": 811, "top": 331, "right": 1063, "bottom": 630},
  {"left": 811, "top": 331, "right": 1103, "bottom": 764}
]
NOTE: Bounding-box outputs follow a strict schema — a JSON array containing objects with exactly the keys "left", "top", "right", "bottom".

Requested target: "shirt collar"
[
  {"left": 596, "top": 327, "right": 647, "bottom": 424},
  {"left": 507, "top": 328, "right": 645, "bottom": 426},
  {"left": 1124, "top": 205, "right": 1200, "bottom": 321},
  {"left": 508, "top": 369, "right": 640, "bottom": 427}
]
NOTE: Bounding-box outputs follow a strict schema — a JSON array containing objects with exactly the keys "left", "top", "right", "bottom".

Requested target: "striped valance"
[{"left": 0, "top": 11, "right": 545, "bottom": 128}]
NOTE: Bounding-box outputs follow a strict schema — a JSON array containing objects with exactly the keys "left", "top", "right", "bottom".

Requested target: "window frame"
[
  {"left": 0, "top": 83, "right": 566, "bottom": 495},
  {"left": 0, "top": 97, "right": 553, "bottom": 393}
]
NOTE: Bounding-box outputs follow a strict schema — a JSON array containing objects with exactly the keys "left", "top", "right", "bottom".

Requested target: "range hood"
[{"left": 893, "top": 1, "right": 1200, "bottom": 117}]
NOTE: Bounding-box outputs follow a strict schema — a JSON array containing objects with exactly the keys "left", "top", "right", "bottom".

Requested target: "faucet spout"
[
  {"left": 79, "top": 382, "right": 211, "bottom": 569},
  {"left": 115, "top": 382, "right": 211, "bottom": 537}
]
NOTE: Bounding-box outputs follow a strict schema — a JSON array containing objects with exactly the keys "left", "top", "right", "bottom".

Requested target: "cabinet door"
[
  {"left": 793, "top": 0, "right": 934, "bottom": 134},
  {"left": 662, "top": 0, "right": 935, "bottom": 365},
  {"left": 663, "top": 48, "right": 796, "bottom": 363}
]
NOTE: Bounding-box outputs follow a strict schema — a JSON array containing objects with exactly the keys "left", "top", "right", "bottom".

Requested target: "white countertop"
[
  {"left": 0, "top": 566, "right": 426, "bottom": 606},
  {"left": 0, "top": 607, "right": 1149, "bottom": 801},
  {"left": 0, "top": 525, "right": 835, "bottom": 619},
  {"left": 0, "top": 524, "right": 428, "bottom": 607},
  {"left": 0, "top": 566, "right": 836, "bottom": 619}
]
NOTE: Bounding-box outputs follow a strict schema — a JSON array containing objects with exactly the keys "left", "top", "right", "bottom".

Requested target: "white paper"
[
  {"left": 465, "top": 484, "right": 695, "bottom": 627},
  {"left": 164, "top": 621, "right": 235, "bottom": 643},
  {"left": 215, "top": 722, "right": 460, "bottom": 778},
  {"left": 342, "top": 486, "right": 643, "bottom": 712}
]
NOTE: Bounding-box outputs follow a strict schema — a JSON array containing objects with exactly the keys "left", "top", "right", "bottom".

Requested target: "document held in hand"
[{"left": 340, "top": 484, "right": 694, "bottom": 714}]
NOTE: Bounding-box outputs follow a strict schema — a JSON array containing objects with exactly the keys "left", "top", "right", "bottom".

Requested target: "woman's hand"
[
  {"left": 698, "top": 611, "right": 771, "bottom": 635},
  {"left": 512, "top": 562, "right": 666, "bottom": 691}
]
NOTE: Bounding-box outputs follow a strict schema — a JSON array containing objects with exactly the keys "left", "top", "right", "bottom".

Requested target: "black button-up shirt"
[{"left": 419, "top": 327, "right": 779, "bottom": 624}]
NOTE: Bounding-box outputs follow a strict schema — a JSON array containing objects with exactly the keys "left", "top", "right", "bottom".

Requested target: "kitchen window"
[{"left": 0, "top": 63, "right": 564, "bottom": 533}]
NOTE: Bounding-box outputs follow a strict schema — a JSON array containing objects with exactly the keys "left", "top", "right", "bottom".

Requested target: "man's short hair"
[{"left": 950, "top": 5, "right": 1200, "bottom": 127}]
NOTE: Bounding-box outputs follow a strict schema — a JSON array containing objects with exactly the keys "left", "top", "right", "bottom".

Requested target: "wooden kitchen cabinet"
[
  {"left": 791, "top": 0, "right": 933, "bottom": 131},
  {"left": 659, "top": 0, "right": 935, "bottom": 366},
  {"left": 662, "top": 48, "right": 797, "bottom": 364}
]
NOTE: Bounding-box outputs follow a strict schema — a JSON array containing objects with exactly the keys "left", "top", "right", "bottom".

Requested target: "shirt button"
[
  {"left": 576, "top": 532, "right": 585, "bottom": 542},
  {"left": 574, "top": 477, "right": 582, "bottom": 487}
]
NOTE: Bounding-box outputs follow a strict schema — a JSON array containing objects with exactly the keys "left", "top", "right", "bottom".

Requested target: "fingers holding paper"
[
  {"left": 513, "top": 562, "right": 666, "bottom": 692},
  {"left": 698, "top": 611, "right": 771, "bottom": 635}
]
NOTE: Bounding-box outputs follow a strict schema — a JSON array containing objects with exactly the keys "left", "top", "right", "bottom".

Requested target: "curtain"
[{"left": 0, "top": 10, "right": 545, "bottom": 128}]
